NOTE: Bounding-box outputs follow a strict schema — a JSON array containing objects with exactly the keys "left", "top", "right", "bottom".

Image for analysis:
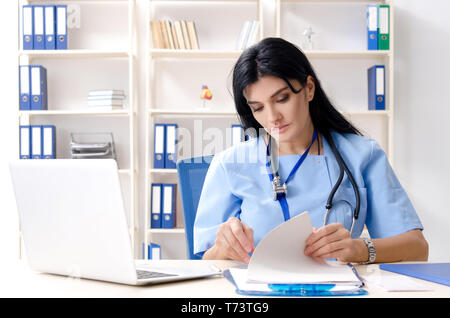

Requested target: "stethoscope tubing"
[{"left": 268, "top": 131, "right": 361, "bottom": 236}]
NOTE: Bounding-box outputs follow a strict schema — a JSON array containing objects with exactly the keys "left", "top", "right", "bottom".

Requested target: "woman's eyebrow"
[{"left": 247, "top": 86, "right": 289, "bottom": 104}]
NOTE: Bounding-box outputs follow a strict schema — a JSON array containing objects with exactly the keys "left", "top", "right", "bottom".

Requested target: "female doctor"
[{"left": 194, "top": 38, "right": 428, "bottom": 264}]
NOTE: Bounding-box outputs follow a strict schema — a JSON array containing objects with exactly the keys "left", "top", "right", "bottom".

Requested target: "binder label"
[
  {"left": 368, "top": 6, "right": 377, "bottom": 31},
  {"left": 20, "top": 127, "right": 30, "bottom": 158},
  {"left": 31, "top": 67, "right": 41, "bottom": 97},
  {"left": 379, "top": 7, "right": 389, "bottom": 34},
  {"left": 23, "top": 7, "right": 33, "bottom": 46},
  {"left": 20, "top": 66, "right": 30, "bottom": 102},
  {"left": 376, "top": 67, "right": 384, "bottom": 95},
  {"left": 152, "top": 186, "right": 161, "bottom": 212},
  {"left": 163, "top": 186, "right": 172, "bottom": 215},
  {"left": 57, "top": 6, "right": 67, "bottom": 36},
  {"left": 43, "top": 127, "right": 53, "bottom": 158},
  {"left": 31, "top": 126, "right": 42, "bottom": 158}
]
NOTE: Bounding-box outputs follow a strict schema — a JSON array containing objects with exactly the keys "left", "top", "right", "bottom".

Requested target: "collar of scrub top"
[{"left": 265, "top": 129, "right": 318, "bottom": 222}]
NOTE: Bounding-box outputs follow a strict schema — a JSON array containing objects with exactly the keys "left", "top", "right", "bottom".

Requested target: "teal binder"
[{"left": 380, "top": 263, "right": 450, "bottom": 287}]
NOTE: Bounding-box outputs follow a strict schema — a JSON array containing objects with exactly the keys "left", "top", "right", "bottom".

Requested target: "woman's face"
[{"left": 244, "top": 75, "right": 315, "bottom": 144}]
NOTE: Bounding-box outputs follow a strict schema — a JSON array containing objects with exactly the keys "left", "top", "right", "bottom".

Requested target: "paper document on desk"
[{"left": 246, "top": 211, "right": 362, "bottom": 285}]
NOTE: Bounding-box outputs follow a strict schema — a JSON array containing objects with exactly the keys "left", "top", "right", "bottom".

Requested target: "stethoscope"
[{"left": 266, "top": 129, "right": 361, "bottom": 236}]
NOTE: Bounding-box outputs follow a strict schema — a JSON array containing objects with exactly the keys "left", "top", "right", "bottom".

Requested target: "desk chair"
[{"left": 177, "top": 156, "right": 213, "bottom": 260}]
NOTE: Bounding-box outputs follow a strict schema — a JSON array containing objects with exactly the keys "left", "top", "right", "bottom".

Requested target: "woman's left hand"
[{"left": 304, "top": 223, "right": 368, "bottom": 263}]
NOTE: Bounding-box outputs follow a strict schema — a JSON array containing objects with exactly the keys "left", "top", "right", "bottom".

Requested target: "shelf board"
[
  {"left": 19, "top": 109, "right": 132, "bottom": 116},
  {"left": 149, "top": 109, "right": 388, "bottom": 116},
  {"left": 19, "top": 49, "right": 131, "bottom": 59},
  {"left": 118, "top": 169, "right": 134, "bottom": 176},
  {"left": 150, "top": 0, "right": 258, "bottom": 3},
  {"left": 150, "top": 49, "right": 391, "bottom": 59},
  {"left": 280, "top": 0, "right": 390, "bottom": 3},
  {"left": 150, "top": 109, "right": 237, "bottom": 116},
  {"left": 150, "top": 49, "right": 243, "bottom": 59},
  {"left": 149, "top": 168, "right": 177, "bottom": 174},
  {"left": 148, "top": 228, "right": 185, "bottom": 234},
  {"left": 341, "top": 110, "right": 391, "bottom": 116},
  {"left": 26, "top": 0, "right": 131, "bottom": 2},
  {"left": 305, "top": 50, "right": 391, "bottom": 59}
]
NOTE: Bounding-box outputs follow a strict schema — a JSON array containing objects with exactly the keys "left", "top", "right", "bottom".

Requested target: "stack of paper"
[
  {"left": 88, "top": 90, "right": 125, "bottom": 110},
  {"left": 224, "top": 212, "right": 367, "bottom": 296}
]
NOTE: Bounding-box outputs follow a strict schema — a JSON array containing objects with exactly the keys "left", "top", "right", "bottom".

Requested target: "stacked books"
[
  {"left": 236, "top": 20, "right": 260, "bottom": 50},
  {"left": 88, "top": 90, "right": 125, "bottom": 110},
  {"left": 150, "top": 20, "right": 199, "bottom": 50}
]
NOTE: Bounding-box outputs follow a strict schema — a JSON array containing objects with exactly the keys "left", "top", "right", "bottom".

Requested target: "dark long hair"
[{"left": 232, "top": 37, "right": 361, "bottom": 140}]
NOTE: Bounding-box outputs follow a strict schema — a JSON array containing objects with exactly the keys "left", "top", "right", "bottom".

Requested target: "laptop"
[{"left": 9, "top": 159, "right": 221, "bottom": 285}]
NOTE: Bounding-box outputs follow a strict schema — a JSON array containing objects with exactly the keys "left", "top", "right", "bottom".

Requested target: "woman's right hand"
[{"left": 205, "top": 217, "right": 255, "bottom": 263}]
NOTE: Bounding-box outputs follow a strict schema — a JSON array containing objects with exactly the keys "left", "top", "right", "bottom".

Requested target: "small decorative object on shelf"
[
  {"left": 199, "top": 84, "right": 212, "bottom": 110},
  {"left": 301, "top": 25, "right": 315, "bottom": 50}
]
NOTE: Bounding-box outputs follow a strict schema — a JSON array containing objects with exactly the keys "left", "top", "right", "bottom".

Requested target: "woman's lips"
[{"left": 272, "top": 124, "right": 290, "bottom": 134}]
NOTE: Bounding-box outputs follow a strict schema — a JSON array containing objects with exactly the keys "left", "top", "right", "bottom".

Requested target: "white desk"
[{"left": 1, "top": 259, "right": 449, "bottom": 298}]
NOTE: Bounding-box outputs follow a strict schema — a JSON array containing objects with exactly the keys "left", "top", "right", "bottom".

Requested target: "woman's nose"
[{"left": 266, "top": 105, "right": 282, "bottom": 125}]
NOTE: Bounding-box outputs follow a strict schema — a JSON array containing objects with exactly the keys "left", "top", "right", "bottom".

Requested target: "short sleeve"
[
  {"left": 193, "top": 154, "right": 242, "bottom": 257},
  {"left": 364, "top": 140, "right": 424, "bottom": 238}
]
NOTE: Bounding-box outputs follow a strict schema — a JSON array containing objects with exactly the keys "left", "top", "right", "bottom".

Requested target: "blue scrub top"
[{"left": 193, "top": 132, "right": 423, "bottom": 257}]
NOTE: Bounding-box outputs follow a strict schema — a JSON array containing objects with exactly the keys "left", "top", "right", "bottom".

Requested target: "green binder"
[{"left": 378, "top": 5, "right": 390, "bottom": 50}]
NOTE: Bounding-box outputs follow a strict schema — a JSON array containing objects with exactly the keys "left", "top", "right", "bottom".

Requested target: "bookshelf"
[
  {"left": 14, "top": 0, "right": 395, "bottom": 261},
  {"left": 276, "top": 0, "right": 394, "bottom": 163},
  {"left": 144, "top": 0, "right": 263, "bottom": 259},
  {"left": 17, "top": 0, "right": 139, "bottom": 256}
]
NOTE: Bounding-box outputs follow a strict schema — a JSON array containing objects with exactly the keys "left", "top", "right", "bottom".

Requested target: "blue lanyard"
[{"left": 266, "top": 129, "right": 318, "bottom": 221}]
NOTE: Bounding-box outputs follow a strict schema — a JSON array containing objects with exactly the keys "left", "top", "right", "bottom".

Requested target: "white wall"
[
  {"left": 0, "top": 0, "right": 448, "bottom": 262},
  {"left": 394, "top": 0, "right": 450, "bottom": 261}
]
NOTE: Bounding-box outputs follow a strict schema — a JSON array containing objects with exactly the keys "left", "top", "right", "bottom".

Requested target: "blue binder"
[
  {"left": 368, "top": 65, "right": 385, "bottom": 110},
  {"left": 30, "top": 65, "right": 48, "bottom": 110},
  {"left": 31, "top": 125, "right": 43, "bottom": 159},
  {"left": 33, "top": 6, "right": 45, "bottom": 50},
  {"left": 19, "top": 126, "right": 31, "bottom": 159},
  {"left": 56, "top": 5, "right": 67, "bottom": 50},
  {"left": 151, "top": 183, "right": 162, "bottom": 229},
  {"left": 142, "top": 243, "right": 162, "bottom": 259},
  {"left": 367, "top": 5, "right": 378, "bottom": 50},
  {"left": 149, "top": 243, "right": 161, "bottom": 260},
  {"left": 154, "top": 124, "right": 165, "bottom": 168},
  {"left": 19, "top": 65, "right": 31, "bottom": 110},
  {"left": 42, "top": 125, "right": 56, "bottom": 159},
  {"left": 162, "top": 184, "right": 177, "bottom": 229},
  {"left": 44, "top": 5, "right": 56, "bottom": 50},
  {"left": 164, "top": 124, "right": 178, "bottom": 169},
  {"left": 380, "top": 263, "right": 450, "bottom": 287},
  {"left": 23, "top": 5, "right": 34, "bottom": 50}
]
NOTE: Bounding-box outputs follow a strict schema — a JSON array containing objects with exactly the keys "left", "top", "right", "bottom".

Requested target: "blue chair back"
[{"left": 177, "top": 155, "right": 213, "bottom": 259}]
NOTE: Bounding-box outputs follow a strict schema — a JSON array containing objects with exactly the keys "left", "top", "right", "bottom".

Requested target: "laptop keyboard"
[{"left": 136, "top": 270, "right": 178, "bottom": 280}]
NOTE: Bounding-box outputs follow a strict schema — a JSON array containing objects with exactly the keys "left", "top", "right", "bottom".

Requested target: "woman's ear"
[{"left": 306, "top": 75, "right": 316, "bottom": 102}]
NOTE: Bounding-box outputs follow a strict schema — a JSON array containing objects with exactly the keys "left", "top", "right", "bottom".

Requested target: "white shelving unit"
[
  {"left": 14, "top": 0, "right": 395, "bottom": 260},
  {"left": 276, "top": 0, "right": 394, "bottom": 163},
  {"left": 17, "top": 0, "right": 139, "bottom": 257},
  {"left": 144, "top": 0, "right": 263, "bottom": 259}
]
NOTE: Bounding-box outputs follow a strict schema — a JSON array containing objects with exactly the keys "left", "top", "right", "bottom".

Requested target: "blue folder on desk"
[{"left": 380, "top": 263, "right": 450, "bottom": 287}]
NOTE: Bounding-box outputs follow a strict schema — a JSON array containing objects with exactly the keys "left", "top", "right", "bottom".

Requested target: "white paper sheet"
[
  {"left": 363, "top": 274, "right": 434, "bottom": 292},
  {"left": 247, "top": 211, "right": 361, "bottom": 285}
]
